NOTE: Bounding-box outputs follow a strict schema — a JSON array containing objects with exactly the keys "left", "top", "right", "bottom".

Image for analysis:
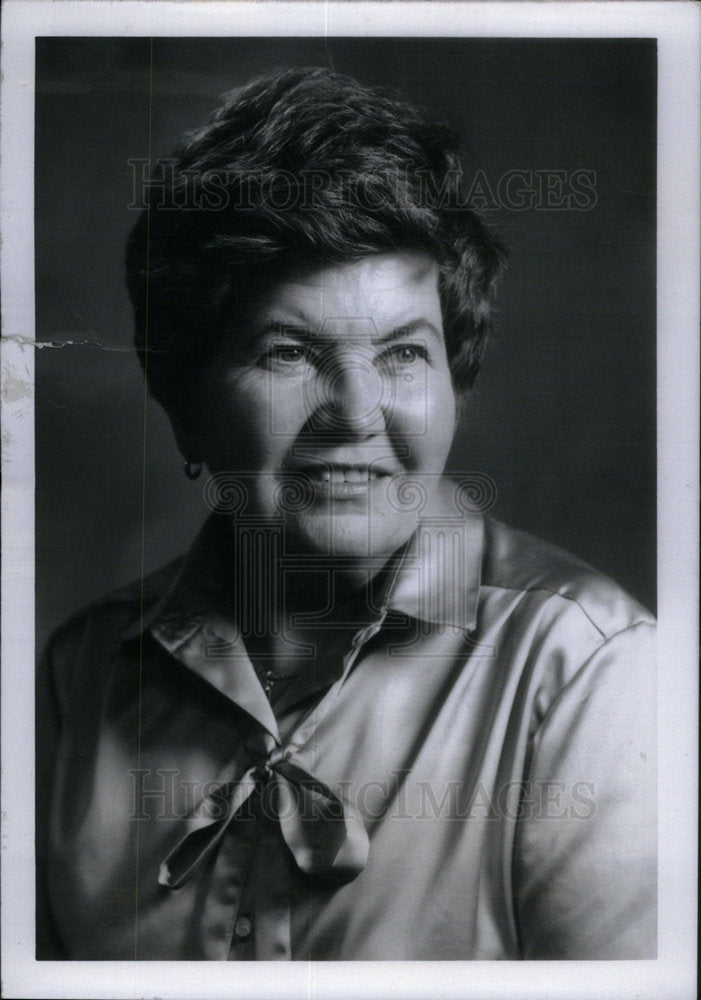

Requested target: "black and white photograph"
[{"left": 1, "top": 2, "right": 698, "bottom": 998}]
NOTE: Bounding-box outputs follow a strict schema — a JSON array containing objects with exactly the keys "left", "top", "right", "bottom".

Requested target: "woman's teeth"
[{"left": 310, "top": 468, "right": 380, "bottom": 483}]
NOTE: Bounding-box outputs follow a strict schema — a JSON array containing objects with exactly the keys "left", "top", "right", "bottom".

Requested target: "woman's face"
[{"left": 195, "top": 251, "right": 457, "bottom": 562}]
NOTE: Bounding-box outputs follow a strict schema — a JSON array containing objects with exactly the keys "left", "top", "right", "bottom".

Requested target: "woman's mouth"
[
  {"left": 290, "top": 464, "right": 390, "bottom": 499},
  {"left": 308, "top": 466, "right": 383, "bottom": 484}
]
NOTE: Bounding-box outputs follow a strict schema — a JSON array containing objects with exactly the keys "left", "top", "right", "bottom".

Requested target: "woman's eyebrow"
[
  {"left": 248, "top": 317, "right": 442, "bottom": 345},
  {"left": 249, "top": 321, "right": 313, "bottom": 339},
  {"left": 240, "top": 322, "right": 313, "bottom": 347},
  {"left": 373, "top": 318, "right": 443, "bottom": 344}
]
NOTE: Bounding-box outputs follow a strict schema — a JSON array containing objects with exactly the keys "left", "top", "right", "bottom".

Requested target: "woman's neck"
[{"left": 239, "top": 563, "right": 392, "bottom": 677}]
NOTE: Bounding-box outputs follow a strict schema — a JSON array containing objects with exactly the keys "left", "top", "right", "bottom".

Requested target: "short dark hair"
[{"left": 125, "top": 66, "right": 506, "bottom": 425}]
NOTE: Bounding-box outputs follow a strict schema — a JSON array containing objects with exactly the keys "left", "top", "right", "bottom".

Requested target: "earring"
[{"left": 184, "top": 458, "right": 202, "bottom": 481}]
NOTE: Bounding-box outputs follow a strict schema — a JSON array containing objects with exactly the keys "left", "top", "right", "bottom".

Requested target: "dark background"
[{"left": 35, "top": 37, "right": 657, "bottom": 652}]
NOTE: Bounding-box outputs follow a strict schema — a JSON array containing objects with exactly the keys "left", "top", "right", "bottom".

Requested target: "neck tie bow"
[{"left": 158, "top": 743, "right": 369, "bottom": 890}]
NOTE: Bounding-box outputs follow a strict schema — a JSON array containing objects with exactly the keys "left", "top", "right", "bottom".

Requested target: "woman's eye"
[
  {"left": 396, "top": 346, "right": 419, "bottom": 364},
  {"left": 275, "top": 347, "right": 305, "bottom": 363},
  {"left": 260, "top": 345, "right": 310, "bottom": 369},
  {"left": 382, "top": 344, "right": 427, "bottom": 368}
]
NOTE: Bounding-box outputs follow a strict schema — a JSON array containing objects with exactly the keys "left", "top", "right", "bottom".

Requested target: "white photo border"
[{"left": 1, "top": 2, "right": 698, "bottom": 998}]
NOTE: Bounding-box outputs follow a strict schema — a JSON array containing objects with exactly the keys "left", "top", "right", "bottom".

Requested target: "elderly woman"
[{"left": 37, "top": 67, "right": 655, "bottom": 960}]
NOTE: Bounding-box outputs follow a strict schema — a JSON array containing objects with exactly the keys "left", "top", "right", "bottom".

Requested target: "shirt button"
[{"left": 234, "top": 915, "right": 253, "bottom": 940}]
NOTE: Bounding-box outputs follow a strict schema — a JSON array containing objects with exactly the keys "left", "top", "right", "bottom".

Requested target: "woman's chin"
[{"left": 283, "top": 509, "right": 417, "bottom": 562}]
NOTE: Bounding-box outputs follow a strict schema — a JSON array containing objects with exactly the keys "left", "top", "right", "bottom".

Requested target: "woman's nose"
[{"left": 312, "top": 350, "right": 388, "bottom": 436}]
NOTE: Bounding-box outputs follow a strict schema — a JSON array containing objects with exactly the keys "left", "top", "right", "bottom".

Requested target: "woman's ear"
[
  {"left": 171, "top": 417, "right": 204, "bottom": 481},
  {"left": 170, "top": 415, "right": 202, "bottom": 465}
]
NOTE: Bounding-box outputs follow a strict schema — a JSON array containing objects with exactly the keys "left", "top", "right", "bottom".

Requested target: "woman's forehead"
[
  {"left": 280, "top": 250, "right": 437, "bottom": 288},
  {"left": 250, "top": 251, "right": 442, "bottom": 332}
]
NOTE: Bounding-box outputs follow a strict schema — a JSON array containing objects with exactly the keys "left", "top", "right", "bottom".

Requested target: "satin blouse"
[{"left": 37, "top": 483, "right": 656, "bottom": 960}]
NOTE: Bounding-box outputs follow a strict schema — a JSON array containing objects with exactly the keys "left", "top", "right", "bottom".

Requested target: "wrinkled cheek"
[
  {"left": 391, "top": 379, "right": 456, "bottom": 472},
  {"left": 428, "top": 377, "right": 457, "bottom": 453},
  {"left": 270, "top": 384, "right": 313, "bottom": 441}
]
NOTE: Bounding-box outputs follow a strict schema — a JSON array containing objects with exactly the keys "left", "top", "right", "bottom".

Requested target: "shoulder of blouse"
[
  {"left": 42, "top": 556, "right": 185, "bottom": 671},
  {"left": 480, "top": 515, "right": 655, "bottom": 641}
]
